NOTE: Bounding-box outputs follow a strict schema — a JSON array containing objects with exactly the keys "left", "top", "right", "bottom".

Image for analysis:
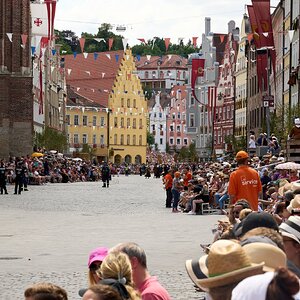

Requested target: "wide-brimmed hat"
[
  {"left": 291, "top": 181, "right": 300, "bottom": 194},
  {"left": 193, "top": 240, "right": 264, "bottom": 289},
  {"left": 185, "top": 255, "right": 208, "bottom": 289},
  {"left": 241, "top": 240, "right": 287, "bottom": 272},
  {"left": 287, "top": 195, "right": 300, "bottom": 213},
  {"left": 279, "top": 216, "right": 300, "bottom": 244},
  {"left": 278, "top": 181, "right": 292, "bottom": 196}
]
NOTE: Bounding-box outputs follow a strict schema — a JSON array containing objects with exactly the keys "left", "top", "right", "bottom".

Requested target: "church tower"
[{"left": 0, "top": 0, "right": 33, "bottom": 157}]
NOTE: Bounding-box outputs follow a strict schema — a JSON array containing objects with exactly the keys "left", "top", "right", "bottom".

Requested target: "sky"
[{"left": 55, "top": 0, "right": 280, "bottom": 46}]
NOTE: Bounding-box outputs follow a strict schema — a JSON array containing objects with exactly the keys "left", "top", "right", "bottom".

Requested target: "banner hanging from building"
[{"left": 191, "top": 58, "right": 205, "bottom": 104}]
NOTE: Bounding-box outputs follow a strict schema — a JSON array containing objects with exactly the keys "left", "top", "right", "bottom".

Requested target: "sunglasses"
[{"left": 89, "top": 263, "right": 101, "bottom": 272}]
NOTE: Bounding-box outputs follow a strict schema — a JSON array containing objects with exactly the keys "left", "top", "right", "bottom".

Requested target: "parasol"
[
  {"left": 31, "top": 152, "right": 44, "bottom": 158},
  {"left": 275, "top": 162, "right": 300, "bottom": 170}
]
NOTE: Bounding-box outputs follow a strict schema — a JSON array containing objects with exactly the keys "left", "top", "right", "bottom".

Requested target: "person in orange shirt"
[
  {"left": 183, "top": 167, "right": 192, "bottom": 190},
  {"left": 163, "top": 169, "right": 173, "bottom": 208},
  {"left": 228, "top": 151, "right": 262, "bottom": 211}
]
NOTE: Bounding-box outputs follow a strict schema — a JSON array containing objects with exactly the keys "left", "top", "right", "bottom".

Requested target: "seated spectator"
[{"left": 188, "top": 178, "right": 210, "bottom": 215}]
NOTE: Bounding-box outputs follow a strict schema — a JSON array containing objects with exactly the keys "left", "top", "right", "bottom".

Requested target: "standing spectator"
[
  {"left": 0, "top": 160, "right": 8, "bottom": 194},
  {"left": 163, "top": 170, "right": 173, "bottom": 208},
  {"left": 171, "top": 171, "right": 182, "bottom": 213},
  {"left": 228, "top": 151, "right": 262, "bottom": 211},
  {"left": 14, "top": 160, "right": 24, "bottom": 194},
  {"left": 101, "top": 162, "right": 111, "bottom": 188}
]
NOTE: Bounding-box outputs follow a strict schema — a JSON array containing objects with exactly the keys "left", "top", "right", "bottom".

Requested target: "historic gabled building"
[
  {"left": 136, "top": 54, "right": 188, "bottom": 91},
  {"left": 214, "top": 22, "right": 239, "bottom": 155},
  {"left": 166, "top": 85, "right": 190, "bottom": 151},
  {"left": 65, "top": 49, "right": 147, "bottom": 164},
  {"left": 0, "top": 0, "right": 33, "bottom": 157}
]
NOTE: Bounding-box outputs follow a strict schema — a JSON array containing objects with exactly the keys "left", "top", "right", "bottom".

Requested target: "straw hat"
[
  {"left": 291, "top": 181, "right": 300, "bottom": 194},
  {"left": 242, "top": 242, "right": 286, "bottom": 272},
  {"left": 278, "top": 181, "right": 292, "bottom": 196},
  {"left": 287, "top": 195, "right": 300, "bottom": 213},
  {"left": 194, "top": 240, "right": 264, "bottom": 289}
]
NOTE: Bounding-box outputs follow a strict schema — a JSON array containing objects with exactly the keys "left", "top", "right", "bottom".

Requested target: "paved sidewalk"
[{"left": 0, "top": 176, "right": 220, "bottom": 299}]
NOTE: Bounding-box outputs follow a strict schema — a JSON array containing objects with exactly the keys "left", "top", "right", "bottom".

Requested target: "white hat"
[
  {"left": 295, "top": 118, "right": 300, "bottom": 125},
  {"left": 279, "top": 216, "right": 300, "bottom": 244}
]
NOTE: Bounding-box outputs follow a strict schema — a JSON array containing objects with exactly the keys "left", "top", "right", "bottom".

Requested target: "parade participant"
[
  {"left": 163, "top": 169, "right": 173, "bottom": 208},
  {"left": 290, "top": 118, "right": 300, "bottom": 139},
  {"left": 22, "top": 159, "right": 29, "bottom": 191},
  {"left": 87, "top": 247, "right": 109, "bottom": 285},
  {"left": 97, "top": 251, "right": 141, "bottom": 300},
  {"left": 0, "top": 160, "right": 8, "bottom": 194},
  {"left": 113, "top": 242, "right": 171, "bottom": 300},
  {"left": 171, "top": 171, "right": 182, "bottom": 213},
  {"left": 228, "top": 151, "right": 262, "bottom": 210},
  {"left": 101, "top": 162, "right": 110, "bottom": 188},
  {"left": 14, "top": 159, "right": 24, "bottom": 194},
  {"left": 24, "top": 282, "right": 68, "bottom": 300},
  {"left": 182, "top": 166, "right": 192, "bottom": 190}
]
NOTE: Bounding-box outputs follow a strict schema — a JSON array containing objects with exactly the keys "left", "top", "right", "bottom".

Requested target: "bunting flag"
[
  {"left": 67, "top": 68, "right": 72, "bottom": 75},
  {"left": 83, "top": 52, "right": 88, "bottom": 59},
  {"left": 108, "top": 38, "right": 114, "bottom": 50},
  {"left": 85, "top": 71, "right": 91, "bottom": 76},
  {"left": 164, "top": 38, "right": 170, "bottom": 51},
  {"left": 167, "top": 54, "right": 172, "bottom": 61},
  {"left": 102, "top": 72, "right": 105, "bottom": 78},
  {"left": 31, "top": 46, "right": 36, "bottom": 55},
  {"left": 136, "top": 55, "right": 141, "bottom": 61},
  {"left": 220, "top": 35, "right": 225, "bottom": 43},
  {"left": 288, "top": 30, "right": 295, "bottom": 43},
  {"left": 122, "top": 38, "right": 128, "bottom": 50},
  {"left": 94, "top": 52, "right": 98, "bottom": 60},
  {"left": 146, "top": 55, "right": 151, "bottom": 61},
  {"left": 137, "top": 38, "right": 146, "bottom": 44},
  {"left": 51, "top": 49, "right": 56, "bottom": 56},
  {"left": 115, "top": 54, "right": 119, "bottom": 62},
  {"left": 79, "top": 37, "right": 85, "bottom": 52},
  {"left": 31, "top": 1, "right": 49, "bottom": 37},
  {"left": 94, "top": 38, "right": 105, "bottom": 43},
  {"left": 6, "top": 33, "right": 13, "bottom": 43},
  {"left": 192, "top": 37, "right": 198, "bottom": 48},
  {"left": 191, "top": 58, "right": 205, "bottom": 104},
  {"left": 73, "top": 51, "right": 77, "bottom": 58},
  {"left": 21, "top": 34, "right": 28, "bottom": 48},
  {"left": 106, "top": 54, "right": 111, "bottom": 60}
]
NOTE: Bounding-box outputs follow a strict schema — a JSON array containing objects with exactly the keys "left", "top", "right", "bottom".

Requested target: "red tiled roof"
[
  {"left": 135, "top": 54, "right": 187, "bottom": 70},
  {"left": 64, "top": 50, "right": 123, "bottom": 107}
]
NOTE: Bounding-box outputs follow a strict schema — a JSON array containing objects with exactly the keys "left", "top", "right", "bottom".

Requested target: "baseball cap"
[
  {"left": 88, "top": 247, "right": 109, "bottom": 267},
  {"left": 235, "top": 151, "right": 249, "bottom": 160},
  {"left": 241, "top": 212, "right": 279, "bottom": 236}
]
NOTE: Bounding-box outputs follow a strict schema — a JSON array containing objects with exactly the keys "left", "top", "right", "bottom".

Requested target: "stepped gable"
[
  {"left": 147, "top": 92, "right": 171, "bottom": 110},
  {"left": 135, "top": 54, "right": 188, "bottom": 70},
  {"left": 170, "top": 85, "right": 187, "bottom": 99},
  {"left": 64, "top": 50, "right": 123, "bottom": 107}
]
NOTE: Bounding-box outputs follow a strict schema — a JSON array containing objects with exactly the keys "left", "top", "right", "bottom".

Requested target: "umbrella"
[
  {"left": 72, "top": 157, "right": 82, "bottom": 161},
  {"left": 49, "top": 150, "right": 57, "bottom": 154},
  {"left": 275, "top": 162, "right": 300, "bottom": 170},
  {"left": 31, "top": 152, "right": 44, "bottom": 158}
]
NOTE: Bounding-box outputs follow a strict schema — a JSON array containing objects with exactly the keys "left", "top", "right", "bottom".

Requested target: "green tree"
[
  {"left": 34, "top": 127, "right": 67, "bottom": 152},
  {"left": 147, "top": 131, "right": 155, "bottom": 149}
]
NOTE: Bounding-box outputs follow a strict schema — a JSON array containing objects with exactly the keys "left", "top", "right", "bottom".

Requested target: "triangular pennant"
[
  {"left": 31, "top": 46, "right": 36, "bottom": 55},
  {"left": 164, "top": 38, "right": 170, "bottom": 51},
  {"left": 6, "top": 33, "right": 13, "bottom": 43},
  {"left": 115, "top": 54, "right": 119, "bottom": 62},
  {"left": 21, "top": 34, "right": 28, "bottom": 48},
  {"left": 77, "top": 87, "right": 80, "bottom": 91},
  {"left": 102, "top": 72, "right": 105, "bottom": 78},
  {"left": 288, "top": 30, "right": 295, "bottom": 43},
  {"left": 192, "top": 37, "right": 198, "bottom": 48},
  {"left": 220, "top": 34, "right": 225, "bottom": 43},
  {"left": 34, "top": 36, "right": 42, "bottom": 48},
  {"left": 262, "top": 32, "right": 269, "bottom": 37},
  {"left": 146, "top": 55, "right": 151, "bottom": 61},
  {"left": 73, "top": 52, "right": 77, "bottom": 58},
  {"left": 79, "top": 37, "right": 85, "bottom": 52},
  {"left": 126, "top": 55, "right": 130, "bottom": 60},
  {"left": 52, "top": 49, "right": 56, "bottom": 56},
  {"left": 85, "top": 71, "right": 91, "bottom": 76},
  {"left": 108, "top": 38, "right": 113, "bottom": 50},
  {"left": 106, "top": 54, "right": 111, "bottom": 60},
  {"left": 94, "top": 52, "right": 98, "bottom": 60},
  {"left": 167, "top": 54, "right": 172, "bottom": 61},
  {"left": 83, "top": 52, "right": 88, "bottom": 59},
  {"left": 136, "top": 55, "right": 141, "bottom": 61},
  {"left": 137, "top": 38, "right": 146, "bottom": 44},
  {"left": 94, "top": 38, "right": 105, "bottom": 43},
  {"left": 67, "top": 69, "right": 72, "bottom": 75},
  {"left": 122, "top": 38, "right": 128, "bottom": 51}
]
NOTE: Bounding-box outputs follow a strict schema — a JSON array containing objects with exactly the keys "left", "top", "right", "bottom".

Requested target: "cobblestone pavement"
[{"left": 0, "top": 175, "right": 220, "bottom": 300}]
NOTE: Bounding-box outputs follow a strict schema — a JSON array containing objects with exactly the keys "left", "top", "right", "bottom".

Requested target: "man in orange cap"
[{"left": 228, "top": 151, "right": 262, "bottom": 210}]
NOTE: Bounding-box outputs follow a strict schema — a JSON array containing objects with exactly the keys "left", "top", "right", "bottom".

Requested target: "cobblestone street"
[{"left": 0, "top": 175, "right": 220, "bottom": 300}]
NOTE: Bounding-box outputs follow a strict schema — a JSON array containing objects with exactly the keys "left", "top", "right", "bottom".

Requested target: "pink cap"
[{"left": 88, "top": 247, "right": 109, "bottom": 267}]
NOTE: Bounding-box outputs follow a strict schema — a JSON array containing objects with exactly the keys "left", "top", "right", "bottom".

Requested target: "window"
[
  {"left": 100, "top": 117, "right": 105, "bottom": 126},
  {"left": 133, "top": 135, "right": 136, "bottom": 145},
  {"left": 133, "top": 99, "right": 136, "bottom": 108},
  {"left": 121, "top": 98, "right": 124, "bottom": 107},
  {"left": 170, "top": 138, "right": 174, "bottom": 145},
  {"left": 127, "top": 99, "right": 130, "bottom": 108},
  {"left": 139, "top": 119, "right": 142, "bottom": 129},
  {"left": 66, "top": 115, "right": 70, "bottom": 125},
  {"left": 190, "top": 97, "right": 195, "bottom": 106},
  {"left": 145, "top": 71, "right": 149, "bottom": 79},
  {"left": 73, "top": 134, "right": 79, "bottom": 144},
  {"left": 120, "top": 134, "right": 124, "bottom": 145},
  {"left": 177, "top": 125, "right": 181, "bottom": 132},
  {"left": 121, "top": 118, "right": 124, "bottom": 128},
  {"left": 127, "top": 118, "right": 130, "bottom": 128},
  {"left": 172, "top": 113, "right": 176, "bottom": 119},
  {"left": 177, "top": 112, "right": 181, "bottom": 119},
  {"left": 177, "top": 138, "right": 181, "bottom": 145},
  {"left": 93, "top": 116, "right": 97, "bottom": 126},
  {"left": 100, "top": 135, "right": 104, "bottom": 145},
  {"left": 170, "top": 125, "right": 174, "bottom": 132},
  {"left": 159, "top": 112, "right": 162, "bottom": 118},
  {"left": 82, "top": 134, "right": 87, "bottom": 144},
  {"left": 133, "top": 118, "right": 136, "bottom": 129},
  {"left": 127, "top": 134, "right": 130, "bottom": 145},
  {"left": 139, "top": 135, "right": 142, "bottom": 145},
  {"left": 93, "top": 134, "right": 96, "bottom": 145},
  {"left": 114, "top": 134, "right": 117, "bottom": 144},
  {"left": 74, "top": 115, "right": 79, "bottom": 125},
  {"left": 190, "top": 114, "right": 195, "bottom": 127},
  {"left": 67, "top": 134, "right": 70, "bottom": 143},
  {"left": 114, "top": 117, "right": 118, "bottom": 128},
  {"left": 83, "top": 116, "right": 88, "bottom": 126},
  {"left": 160, "top": 138, "right": 163, "bottom": 145},
  {"left": 184, "top": 138, "right": 188, "bottom": 145}
]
